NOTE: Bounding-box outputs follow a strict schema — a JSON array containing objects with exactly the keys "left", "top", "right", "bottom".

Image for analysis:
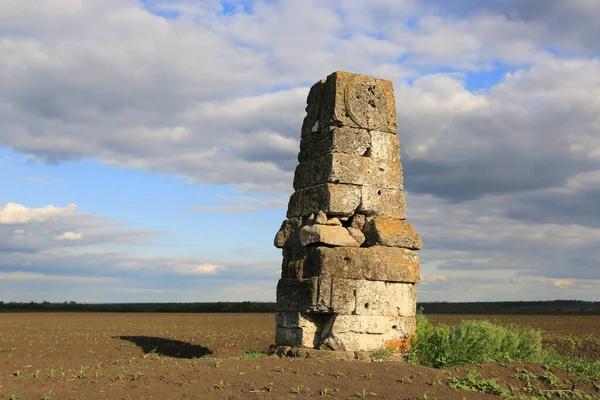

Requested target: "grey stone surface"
[
  {"left": 329, "top": 315, "right": 415, "bottom": 334},
  {"left": 358, "top": 186, "right": 407, "bottom": 219},
  {"left": 281, "top": 258, "right": 305, "bottom": 279},
  {"left": 321, "top": 316, "right": 416, "bottom": 352},
  {"left": 384, "top": 282, "right": 417, "bottom": 317},
  {"left": 293, "top": 153, "right": 402, "bottom": 190},
  {"left": 299, "top": 126, "right": 371, "bottom": 162},
  {"left": 363, "top": 216, "right": 423, "bottom": 249},
  {"left": 303, "top": 246, "right": 421, "bottom": 283},
  {"left": 300, "top": 224, "right": 360, "bottom": 247},
  {"left": 369, "top": 130, "right": 400, "bottom": 161},
  {"left": 274, "top": 217, "right": 303, "bottom": 249},
  {"left": 276, "top": 277, "right": 331, "bottom": 313},
  {"left": 276, "top": 276, "right": 417, "bottom": 318},
  {"left": 276, "top": 71, "right": 420, "bottom": 353},
  {"left": 318, "top": 71, "right": 398, "bottom": 134},
  {"left": 275, "top": 326, "right": 314, "bottom": 348},
  {"left": 300, "top": 79, "right": 325, "bottom": 138},
  {"left": 287, "top": 183, "right": 361, "bottom": 218}
]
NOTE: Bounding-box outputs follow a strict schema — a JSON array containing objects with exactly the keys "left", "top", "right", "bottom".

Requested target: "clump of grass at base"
[{"left": 408, "top": 310, "right": 543, "bottom": 368}]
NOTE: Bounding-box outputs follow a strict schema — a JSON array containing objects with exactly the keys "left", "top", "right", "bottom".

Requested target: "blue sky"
[{"left": 1, "top": 0, "right": 600, "bottom": 303}]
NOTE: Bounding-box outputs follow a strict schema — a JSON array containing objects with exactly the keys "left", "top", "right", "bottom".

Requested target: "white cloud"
[
  {"left": 0, "top": 202, "right": 77, "bottom": 224},
  {"left": 1, "top": 0, "right": 600, "bottom": 302},
  {"left": 54, "top": 231, "right": 83, "bottom": 241},
  {"left": 0, "top": 202, "right": 160, "bottom": 253},
  {"left": 189, "top": 264, "right": 220, "bottom": 274}
]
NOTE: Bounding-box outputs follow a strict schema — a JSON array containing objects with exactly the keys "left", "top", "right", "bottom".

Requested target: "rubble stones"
[
  {"left": 275, "top": 71, "right": 422, "bottom": 355},
  {"left": 325, "top": 217, "right": 342, "bottom": 226},
  {"left": 346, "top": 227, "right": 365, "bottom": 245},
  {"left": 350, "top": 213, "right": 366, "bottom": 230},
  {"left": 299, "top": 225, "right": 360, "bottom": 247},
  {"left": 363, "top": 217, "right": 423, "bottom": 249},
  {"left": 316, "top": 210, "right": 328, "bottom": 224}
]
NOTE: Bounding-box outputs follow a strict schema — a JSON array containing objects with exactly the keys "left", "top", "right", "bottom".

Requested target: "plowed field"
[{"left": 0, "top": 313, "right": 598, "bottom": 399}]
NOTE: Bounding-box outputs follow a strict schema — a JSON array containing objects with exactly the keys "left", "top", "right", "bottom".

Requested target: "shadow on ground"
[{"left": 115, "top": 336, "right": 212, "bottom": 359}]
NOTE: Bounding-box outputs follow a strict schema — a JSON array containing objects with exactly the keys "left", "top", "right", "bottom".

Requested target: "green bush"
[{"left": 407, "top": 312, "right": 543, "bottom": 368}]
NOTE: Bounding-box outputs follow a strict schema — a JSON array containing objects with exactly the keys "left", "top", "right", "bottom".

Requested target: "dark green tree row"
[{"left": 1, "top": 300, "right": 599, "bottom": 314}]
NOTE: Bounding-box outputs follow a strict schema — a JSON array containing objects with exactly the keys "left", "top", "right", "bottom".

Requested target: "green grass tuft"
[{"left": 408, "top": 311, "right": 543, "bottom": 368}]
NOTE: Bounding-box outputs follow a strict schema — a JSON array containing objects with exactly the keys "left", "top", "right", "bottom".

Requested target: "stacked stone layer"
[{"left": 274, "top": 71, "right": 422, "bottom": 354}]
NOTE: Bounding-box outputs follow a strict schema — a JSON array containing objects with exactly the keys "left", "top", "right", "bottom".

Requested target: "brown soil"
[{"left": 0, "top": 313, "right": 599, "bottom": 400}]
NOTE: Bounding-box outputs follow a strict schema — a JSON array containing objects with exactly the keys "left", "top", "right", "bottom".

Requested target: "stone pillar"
[{"left": 274, "top": 71, "right": 422, "bottom": 356}]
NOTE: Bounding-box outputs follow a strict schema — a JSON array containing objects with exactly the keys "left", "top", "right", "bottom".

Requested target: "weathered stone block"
[
  {"left": 286, "top": 183, "right": 361, "bottom": 218},
  {"left": 353, "top": 280, "right": 385, "bottom": 316},
  {"left": 274, "top": 217, "right": 304, "bottom": 249},
  {"left": 275, "top": 326, "right": 309, "bottom": 348},
  {"left": 350, "top": 281, "right": 416, "bottom": 317},
  {"left": 318, "top": 71, "right": 398, "bottom": 134},
  {"left": 276, "top": 70, "right": 420, "bottom": 353},
  {"left": 281, "top": 247, "right": 307, "bottom": 278},
  {"left": 299, "top": 224, "right": 360, "bottom": 247},
  {"left": 299, "top": 126, "right": 371, "bottom": 162},
  {"left": 304, "top": 246, "right": 421, "bottom": 283},
  {"left": 281, "top": 258, "right": 305, "bottom": 279},
  {"left": 300, "top": 79, "right": 325, "bottom": 138},
  {"left": 384, "top": 282, "right": 417, "bottom": 317},
  {"left": 276, "top": 278, "right": 330, "bottom": 313},
  {"left": 293, "top": 153, "right": 402, "bottom": 190},
  {"left": 369, "top": 130, "right": 400, "bottom": 161},
  {"left": 321, "top": 316, "right": 416, "bottom": 351},
  {"left": 359, "top": 186, "right": 406, "bottom": 219},
  {"left": 282, "top": 247, "right": 306, "bottom": 264},
  {"left": 331, "top": 315, "right": 415, "bottom": 334},
  {"left": 328, "top": 278, "right": 357, "bottom": 315},
  {"left": 363, "top": 217, "right": 423, "bottom": 249},
  {"left": 276, "top": 278, "right": 314, "bottom": 312},
  {"left": 276, "top": 312, "right": 337, "bottom": 348}
]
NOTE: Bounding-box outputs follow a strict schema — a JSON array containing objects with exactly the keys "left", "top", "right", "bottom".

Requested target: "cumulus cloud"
[
  {"left": 3, "top": 0, "right": 597, "bottom": 196},
  {"left": 1, "top": 0, "right": 600, "bottom": 301},
  {"left": 0, "top": 202, "right": 158, "bottom": 253},
  {"left": 0, "top": 203, "right": 77, "bottom": 224}
]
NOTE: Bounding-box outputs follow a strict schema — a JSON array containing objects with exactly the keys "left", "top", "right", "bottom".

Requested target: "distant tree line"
[
  {"left": 417, "top": 300, "right": 600, "bottom": 315},
  {"left": 0, "top": 301, "right": 276, "bottom": 313},
  {"left": 0, "top": 300, "right": 599, "bottom": 314}
]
